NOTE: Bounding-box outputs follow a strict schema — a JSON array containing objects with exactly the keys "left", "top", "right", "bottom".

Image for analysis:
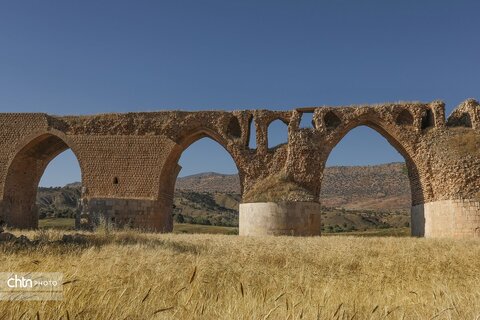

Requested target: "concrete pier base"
[
  {"left": 239, "top": 202, "right": 322, "bottom": 236},
  {"left": 411, "top": 199, "right": 480, "bottom": 238}
]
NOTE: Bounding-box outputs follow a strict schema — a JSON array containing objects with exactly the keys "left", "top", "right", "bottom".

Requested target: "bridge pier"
[
  {"left": 239, "top": 202, "right": 322, "bottom": 236},
  {"left": 0, "top": 199, "right": 38, "bottom": 229},
  {"left": 85, "top": 198, "right": 173, "bottom": 232},
  {"left": 411, "top": 199, "right": 480, "bottom": 238}
]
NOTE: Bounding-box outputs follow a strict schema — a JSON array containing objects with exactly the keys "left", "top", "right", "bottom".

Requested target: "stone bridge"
[{"left": 0, "top": 99, "right": 479, "bottom": 238}]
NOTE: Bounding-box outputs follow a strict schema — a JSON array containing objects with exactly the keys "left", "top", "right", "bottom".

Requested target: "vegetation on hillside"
[
  {"left": 176, "top": 172, "right": 239, "bottom": 193},
  {"left": 174, "top": 163, "right": 412, "bottom": 210},
  {"left": 320, "top": 162, "right": 410, "bottom": 210},
  {"left": 37, "top": 184, "right": 81, "bottom": 219},
  {"left": 173, "top": 191, "right": 239, "bottom": 227},
  {"left": 37, "top": 163, "right": 412, "bottom": 232}
]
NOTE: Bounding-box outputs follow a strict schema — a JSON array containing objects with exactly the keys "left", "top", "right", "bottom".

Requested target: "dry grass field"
[{"left": 1, "top": 228, "right": 479, "bottom": 319}]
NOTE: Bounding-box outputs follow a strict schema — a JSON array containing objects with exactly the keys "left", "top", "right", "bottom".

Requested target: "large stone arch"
[
  {"left": 320, "top": 116, "right": 425, "bottom": 207},
  {"left": 157, "top": 127, "right": 244, "bottom": 232},
  {"left": 1, "top": 129, "right": 84, "bottom": 229}
]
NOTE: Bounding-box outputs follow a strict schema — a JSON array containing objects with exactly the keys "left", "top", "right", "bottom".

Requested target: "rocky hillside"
[
  {"left": 36, "top": 162, "right": 411, "bottom": 230},
  {"left": 176, "top": 172, "right": 240, "bottom": 193},
  {"left": 37, "top": 183, "right": 81, "bottom": 218},
  {"left": 175, "top": 162, "right": 411, "bottom": 211},
  {"left": 173, "top": 191, "right": 241, "bottom": 227},
  {"left": 320, "top": 162, "right": 410, "bottom": 210}
]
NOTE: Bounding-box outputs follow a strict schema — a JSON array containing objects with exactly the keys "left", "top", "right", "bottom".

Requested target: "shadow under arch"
[
  {"left": 322, "top": 119, "right": 425, "bottom": 207},
  {"left": 1, "top": 130, "right": 84, "bottom": 229},
  {"left": 157, "top": 127, "right": 243, "bottom": 231}
]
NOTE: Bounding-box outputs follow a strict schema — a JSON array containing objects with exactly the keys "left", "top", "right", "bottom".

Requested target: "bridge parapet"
[{"left": 447, "top": 99, "right": 480, "bottom": 129}]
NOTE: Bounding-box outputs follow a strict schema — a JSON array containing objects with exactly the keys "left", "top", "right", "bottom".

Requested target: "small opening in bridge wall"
[
  {"left": 227, "top": 116, "right": 242, "bottom": 138},
  {"left": 447, "top": 112, "right": 473, "bottom": 127},
  {"left": 396, "top": 110, "right": 414, "bottom": 126},
  {"left": 458, "top": 113, "right": 473, "bottom": 128},
  {"left": 248, "top": 117, "right": 256, "bottom": 149},
  {"left": 299, "top": 112, "right": 315, "bottom": 129},
  {"left": 421, "top": 109, "right": 435, "bottom": 129},
  {"left": 113, "top": 177, "right": 119, "bottom": 184},
  {"left": 324, "top": 111, "right": 341, "bottom": 129},
  {"left": 268, "top": 119, "right": 288, "bottom": 149}
]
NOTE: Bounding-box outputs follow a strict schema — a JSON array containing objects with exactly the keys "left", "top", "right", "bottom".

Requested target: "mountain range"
[{"left": 37, "top": 162, "right": 411, "bottom": 231}]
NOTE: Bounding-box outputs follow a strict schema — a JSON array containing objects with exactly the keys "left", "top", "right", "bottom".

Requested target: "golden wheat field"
[{"left": 0, "top": 229, "right": 479, "bottom": 319}]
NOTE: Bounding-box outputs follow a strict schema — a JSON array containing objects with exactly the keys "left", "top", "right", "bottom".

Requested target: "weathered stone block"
[{"left": 412, "top": 199, "right": 480, "bottom": 238}]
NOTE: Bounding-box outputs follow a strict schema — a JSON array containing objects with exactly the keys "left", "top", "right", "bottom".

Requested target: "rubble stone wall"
[{"left": 0, "top": 99, "right": 478, "bottom": 236}]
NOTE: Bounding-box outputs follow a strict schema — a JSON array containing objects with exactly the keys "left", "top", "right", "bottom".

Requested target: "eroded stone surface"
[{"left": 0, "top": 100, "right": 479, "bottom": 236}]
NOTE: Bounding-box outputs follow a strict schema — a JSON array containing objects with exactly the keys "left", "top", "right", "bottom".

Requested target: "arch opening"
[
  {"left": 227, "top": 116, "right": 242, "bottom": 138},
  {"left": 2, "top": 133, "right": 83, "bottom": 230},
  {"left": 421, "top": 108, "right": 435, "bottom": 129},
  {"left": 159, "top": 131, "right": 242, "bottom": 234},
  {"left": 175, "top": 137, "right": 241, "bottom": 232},
  {"left": 267, "top": 119, "right": 288, "bottom": 149},
  {"left": 247, "top": 116, "right": 256, "bottom": 149},
  {"left": 396, "top": 110, "right": 414, "bottom": 126},
  {"left": 320, "top": 125, "right": 419, "bottom": 235},
  {"left": 457, "top": 113, "right": 472, "bottom": 128},
  {"left": 324, "top": 111, "right": 341, "bottom": 129},
  {"left": 299, "top": 112, "right": 315, "bottom": 129}
]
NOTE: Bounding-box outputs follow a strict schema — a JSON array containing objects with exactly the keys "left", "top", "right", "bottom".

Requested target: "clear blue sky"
[{"left": 0, "top": 1, "right": 478, "bottom": 186}]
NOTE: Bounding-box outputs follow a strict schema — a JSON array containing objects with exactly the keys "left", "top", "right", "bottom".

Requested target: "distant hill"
[
  {"left": 175, "top": 162, "right": 411, "bottom": 211},
  {"left": 320, "top": 162, "right": 410, "bottom": 210},
  {"left": 176, "top": 172, "right": 240, "bottom": 193},
  {"left": 36, "top": 162, "right": 411, "bottom": 231},
  {"left": 37, "top": 185, "right": 81, "bottom": 219}
]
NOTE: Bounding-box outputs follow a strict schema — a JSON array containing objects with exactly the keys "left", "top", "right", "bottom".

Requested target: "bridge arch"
[
  {"left": 321, "top": 117, "right": 425, "bottom": 207},
  {"left": 1, "top": 130, "right": 84, "bottom": 229},
  {"left": 157, "top": 127, "right": 244, "bottom": 231}
]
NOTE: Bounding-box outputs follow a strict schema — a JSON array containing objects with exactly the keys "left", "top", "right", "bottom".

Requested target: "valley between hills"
[{"left": 37, "top": 162, "right": 411, "bottom": 233}]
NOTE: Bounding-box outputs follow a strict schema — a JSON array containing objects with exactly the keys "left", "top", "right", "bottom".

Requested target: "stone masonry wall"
[
  {"left": 68, "top": 135, "right": 177, "bottom": 199},
  {"left": 0, "top": 114, "right": 50, "bottom": 199},
  {"left": 87, "top": 198, "right": 172, "bottom": 232},
  {"left": 412, "top": 199, "right": 480, "bottom": 238},
  {"left": 0, "top": 99, "right": 478, "bottom": 234}
]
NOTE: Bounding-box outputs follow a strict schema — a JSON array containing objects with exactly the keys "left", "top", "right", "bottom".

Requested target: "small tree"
[{"left": 174, "top": 213, "right": 185, "bottom": 223}]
